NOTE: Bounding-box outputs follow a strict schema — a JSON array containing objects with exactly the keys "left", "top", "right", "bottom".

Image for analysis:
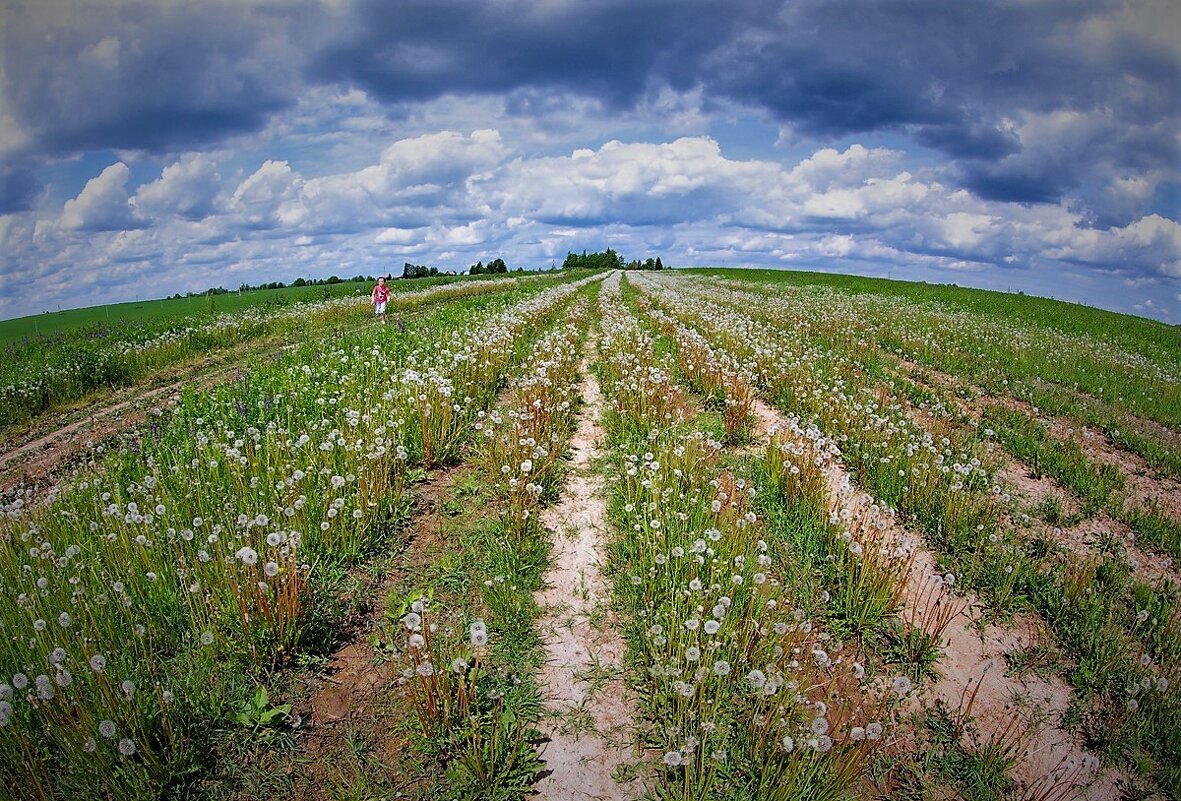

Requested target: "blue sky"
[{"left": 1, "top": 0, "right": 1178, "bottom": 322}]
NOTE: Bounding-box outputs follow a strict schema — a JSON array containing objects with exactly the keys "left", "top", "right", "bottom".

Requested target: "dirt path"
[
  {"left": 1, "top": 314, "right": 385, "bottom": 500},
  {"left": 905, "top": 389, "right": 1181, "bottom": 589},
  {"left": 0, "top": 329, "right": 307, "bottom": 499},
  {"left": 293, "top": 466, "right": 462, "bottom": 799},
  {"left": 750, "top": 399, "right": 1125, "bottom": 799},
  {"left": 534, "top": 344, "right": 645, "bottom": 800}
]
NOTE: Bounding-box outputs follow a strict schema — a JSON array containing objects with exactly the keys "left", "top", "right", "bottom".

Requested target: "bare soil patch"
[
  {"left": 897, "top": 358, "right": 1181, "bottom": 517},
  {"left": 292, "top": 467, "right": 462, "bottom": 800},
  {"left": 751, "top": 399, "right": 1126, "bottom": 799},
  {"left": 534, "top": 350, "right": 645, "bottom": 800}
]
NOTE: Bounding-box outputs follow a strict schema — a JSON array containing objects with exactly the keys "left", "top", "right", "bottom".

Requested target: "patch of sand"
[{"left": 534, "top": 342, "right": 645, "bottom": 800}]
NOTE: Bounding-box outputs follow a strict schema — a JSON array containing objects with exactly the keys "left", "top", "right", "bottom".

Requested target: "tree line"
[
  {"left": 176, "top": 247, "right": 666, "bottom": 299},
  {"left": 562, "top": 249, "right": 665, "bottom": 270}
]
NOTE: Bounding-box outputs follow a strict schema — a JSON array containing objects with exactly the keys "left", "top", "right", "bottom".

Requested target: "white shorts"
[{"left": 375, "top": 301, "right": 387, "bottom": 315}]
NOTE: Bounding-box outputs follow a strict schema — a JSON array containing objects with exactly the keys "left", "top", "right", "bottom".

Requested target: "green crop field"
[
  {"left": 0, "top": 274, "right": 532, "bottom": 438},
  {"left": 2, "top": 266, "right": 1179, "bottom": 801},
  {"left": 0, "top": 277, "right": 470, "bottom": 345},
  {"left": 689, "top": 267, "right": 1181, "bottom": 369}
]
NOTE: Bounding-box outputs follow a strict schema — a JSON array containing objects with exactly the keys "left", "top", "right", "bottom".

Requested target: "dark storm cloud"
[
  {"left": 307, "top": 0, "right": 769, "bottom": 107},
  {"left": 304, "top": 0, "right": 1178, "bottom": 206},
  {"left": 1, "top": 1, "right": 310, "bottom": 158},
  {"left": 5, "top": 0, "right": 1177, "bottom": 210},
  {"left": 0, "top": 166, "right": 39, "bottom": 214},
  {"left": 706, "top": 0, "right": 1179, "bottom": 201},
  {"left": 960, "top": 159, "right": 1078, "bottom": 205}
]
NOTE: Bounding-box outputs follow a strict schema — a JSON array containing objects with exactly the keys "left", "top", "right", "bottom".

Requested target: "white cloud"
[
  {"left": 374, "top": 227, "right": 422, "bottom": 244},
  {"left": 786, "top": 144, "right": 903, "bottom": 193},
  {"left": 1045, "top": 214, "right": 1181, "bottom": 278},
  {"left": 480, "top": 136, "right": 773, "bottom": 224},
  {"left": 228, "top": 160, "right": 301, "bottom": 229},
  {"left": 133, "top": 153, "right": 223, "bottom": 220},
  {"left": 930, "top": 212, "right": 997, "bottom": 250},
  {"left": 7, "top": 127, "right": 1179, "bottom": 324},
  {"left": 61, "top": 162, "right": 145, "bottom": 231},
  {"left": 376, "top": 129, "right": 505, "bottom": 187}
]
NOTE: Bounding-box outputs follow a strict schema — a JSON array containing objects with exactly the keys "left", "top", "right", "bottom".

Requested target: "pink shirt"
[{"left": 373, "top": 284, "right": 390, "bottom": 303}]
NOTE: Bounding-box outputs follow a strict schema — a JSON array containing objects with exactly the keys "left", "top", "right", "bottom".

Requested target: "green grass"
[
  {"left": 686, "top": 267, "right": 1181, "bottom": 442},
  {"left": 631, "top": 271, "right": 1181, "bottom": 794},
  {"left": 0, "top": 274, "right": 551, "bottom": 436},
  {"left": 0, "top": 276, "right": 591, "bottom": 799},
  {"left": 0, "top": 277, "right": 474, "bottom": 344},
  {"left": 687, "top": 267, "right": 1181, "bottom": 370},
  {"left": 979, "top": 406, "right": 1126, "bottom": 517}
]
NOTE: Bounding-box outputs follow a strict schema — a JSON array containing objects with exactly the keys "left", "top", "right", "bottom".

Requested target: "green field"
[
  {"left": 0, "top": 273, "right": 541, "bottom": 438},
  {"left": 688, "top": 267, "right": 1181, "bottom": 368},
  {"left": 0, "top": 277, "right": 469, "bottom": 345},
  {"left": 3, "top": 266, "right": 1180, "bottom": 801}
]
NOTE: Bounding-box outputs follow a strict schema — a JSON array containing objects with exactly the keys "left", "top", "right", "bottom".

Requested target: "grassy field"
[
  {"left": 689, "top": 267, "right": 1181, "bottom": 369},
  {"left": 0, "top": 276, "right": 475, "bottom": 344},
  {"left": 0, "top": 274, "right": 537, "bottom": 438},
  {"left": 2, "top": 266, "right": 1179, "bottom": 801}
]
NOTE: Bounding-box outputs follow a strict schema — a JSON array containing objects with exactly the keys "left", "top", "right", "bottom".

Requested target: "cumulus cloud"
[
  {"left": 1046, "top": 214, "right": 1181, "bottom": 279},
  {"left": 218, "top": 130, "right": 508, "bottom": 235},
  {"left": 477, "top": 137, "right": 772, "bottom": 226},
  {"left": 134, "top": 153, "right": 224, "bottom": 220},
  {"left": 61, "top": 162, "right": 146, "bottom": 231},
  {"left": 228, "top": 160, "right": 302, "bottom": 230},
  {"left": 4, "top": 0, "right": 1177, "bottom": 225}
]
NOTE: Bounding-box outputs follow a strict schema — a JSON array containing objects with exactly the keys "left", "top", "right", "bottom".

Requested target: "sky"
[{"left": 1, "top": 0, "right": 1179, "bottom": 323}]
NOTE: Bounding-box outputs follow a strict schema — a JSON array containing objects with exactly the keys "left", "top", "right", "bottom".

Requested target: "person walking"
[{"left": 372, "top": 276, "right": 391, "bottom": 322}]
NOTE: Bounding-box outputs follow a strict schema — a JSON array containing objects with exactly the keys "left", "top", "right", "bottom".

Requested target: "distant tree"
[
  {"left": 655, "top": 256, "right": 664, "bottom": 270},
  {"left": 471, "top": 260, "right": 485, "bottom": 275},
  {"left": 562, "top": 249, "right": 629, "bottom": 270},
  {"left": 404, "top": 262, "right": 437, "bottom": 278},
  {"left": 292, "top": 277, "right": 307, "bottom": 287}
]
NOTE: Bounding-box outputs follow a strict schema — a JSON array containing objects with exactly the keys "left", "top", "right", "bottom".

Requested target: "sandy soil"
[
  {"left": 533, "top": 341, "right": 646, "bottom": 800},
  {"left": 1000, "top": 456, "right": 1180, "bottom": 588},
  {"left": 751, "top": 398, "right": 1126, "bottom": 799},
  {"left": 1049, "top": 419, "right": 1181, "bottom": 520},
  {"left": 898, "top": 358, "right": 1181, "bottom": 512},
  {"left": 903, "top": 386, "right": 1180, "bottom": 589}
]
